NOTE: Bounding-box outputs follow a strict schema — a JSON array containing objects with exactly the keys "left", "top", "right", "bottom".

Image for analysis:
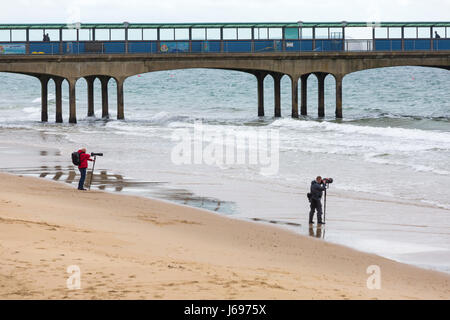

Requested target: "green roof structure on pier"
[{"left": 0, "top": 22, "right": 449, "bottom": 30}]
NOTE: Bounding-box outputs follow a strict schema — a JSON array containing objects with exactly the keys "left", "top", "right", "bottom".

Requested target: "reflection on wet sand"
[
  {"left": 1, "top": 165, "right": 235, "bottom": 215},
  {"left": 250, "top": 218, "right": 326, "bottom": 240},
  {"left": 151, "top": 188, "right": 235, "bottom": 214},
  {"left": 251, "top": 218, "right": 302, "bottom": 228},
  {"left": 309, "top": 226, "right": 325, "bottom": 239},
  {"left": 4, "top": 165, "right": 161, "bottom": 192},
  {"left": 40, "top": 150, "right": 62, "bottom": 157}
]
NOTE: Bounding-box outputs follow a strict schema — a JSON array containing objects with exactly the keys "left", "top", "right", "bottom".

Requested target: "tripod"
[
  {"left": 88, "top": 156, "right": 97, "bottom": 191},
  {"left": 323, "top": 183, "right": 331, "bottom": 224}
]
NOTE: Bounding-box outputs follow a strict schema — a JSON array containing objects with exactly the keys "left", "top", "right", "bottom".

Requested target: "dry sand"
[{"left": 0, "top": 172, "right": 449, "bottom": 300}]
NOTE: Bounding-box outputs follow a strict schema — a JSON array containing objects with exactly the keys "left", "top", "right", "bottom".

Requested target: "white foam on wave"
[
  {"left": 106, "top": 121, "right": 153, "bottom": 132},
  {"left": 0, "top": 122, "right": 35, "bottom": 130},
  {"left": 420, "top": 200, "right": 450, "bottom": 210},
  {"left": 270, "top": 118, "right": 450, "bottom": 144},
  {"left": 149, "top": 112, "right": 177, "bottom": 124},
  {"left": 354, "top": 238, "right": 448, "bottom": 255},
  {"left": 143, "top": 112, "right": 193, "bottom": 125},
  {"left": 363, "top": 153, "right": 450, "bottom": 176},
  {"left": 335, "top": 182, "right": 394, "bottom": 198},
  {"left": 31, "top": 93, "right": 55, "bottom": 104},
  {"left": 23, "top": 107, "right": 40, "bottom": 114},
  {"left": 270, "top": 119, "right": 450, "bottom": 178},
  {"left": 167, "top": 121, "right": 195, "bottom": 128},
  {"left": 410, "top": 165, "right": 450, "bottom": 176},
  {"left": 103, "top": 119, "right": 175, "bottom": 140}
]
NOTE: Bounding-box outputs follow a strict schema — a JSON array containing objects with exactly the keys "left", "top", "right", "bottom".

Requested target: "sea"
[{"left": 0, "top": 66, "right": 449, "bottom": 273}]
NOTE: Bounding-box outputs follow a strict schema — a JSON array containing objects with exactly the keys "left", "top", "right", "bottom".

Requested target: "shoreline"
[
  {"left": 1, "top": 138, "right": 449, "bottom": 274},
  {"left": 0, "top": 172, "right": 449, "bottom": 300},
  {"left": 5, "top": 163, "right": 450, "bottom": 274}
]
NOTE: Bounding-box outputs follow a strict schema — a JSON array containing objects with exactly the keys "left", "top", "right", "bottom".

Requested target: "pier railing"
[{"left": 0, "top": 38, "right": 449, "bottom": 55}]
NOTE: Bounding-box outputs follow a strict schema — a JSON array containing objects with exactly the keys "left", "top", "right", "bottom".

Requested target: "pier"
[{"left": 0, "top": 22, "right": 449, "bottom": 123}]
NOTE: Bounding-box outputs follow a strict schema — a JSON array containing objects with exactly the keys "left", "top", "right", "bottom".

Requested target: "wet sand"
[
  {"left": 1, "top": 141, "right": 449, "bottom": 274},
  {"left": 0, "top": 172, "right": 449, "bottom": 300},
  {"left": 0, "top": 141, "right": 236, "bottom": 214}
]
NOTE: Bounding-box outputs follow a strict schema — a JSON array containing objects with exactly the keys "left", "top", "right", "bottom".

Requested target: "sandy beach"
[{"left": 0, "top": 172, "right": 449, "bottom": 300}]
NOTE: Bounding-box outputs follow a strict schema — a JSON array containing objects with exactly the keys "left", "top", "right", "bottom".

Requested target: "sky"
[{"left": 1, "top": 0, "right": 449, "bottom": 24}]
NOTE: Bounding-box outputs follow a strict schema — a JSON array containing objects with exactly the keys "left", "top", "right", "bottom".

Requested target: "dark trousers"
[
  {"left": 78, "top": 168, "right": 87, "bottom": 190},
  {"left": 309, "top": 198, "right": 323, "bottom": 224}
]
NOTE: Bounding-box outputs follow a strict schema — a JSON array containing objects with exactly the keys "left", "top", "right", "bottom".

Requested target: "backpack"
[{"left": 71, "top": 152, "right": 80, "bottom": 166}]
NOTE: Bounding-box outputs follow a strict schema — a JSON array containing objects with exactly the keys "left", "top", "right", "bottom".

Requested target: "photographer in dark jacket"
[{"left": 309, "top": 176, "right": 327, "bottom": 225}]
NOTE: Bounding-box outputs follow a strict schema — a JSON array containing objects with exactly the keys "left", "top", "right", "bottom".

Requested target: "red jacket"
[{"left": 78, "top": 150, "right": 92, "bottom": 169}]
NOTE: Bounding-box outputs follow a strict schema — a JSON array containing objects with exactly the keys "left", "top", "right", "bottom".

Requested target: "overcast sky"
[{"left": 1, "top": 0, "right": 449, "bottom": 24}]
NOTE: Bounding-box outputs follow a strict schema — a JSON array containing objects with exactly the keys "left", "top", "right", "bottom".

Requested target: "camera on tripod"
[
  {"left": 323, "top": 178, "right": 334, "bottom": 185},
  {"left": 91, "top": 153, "right": 104, "bottom": 157}
]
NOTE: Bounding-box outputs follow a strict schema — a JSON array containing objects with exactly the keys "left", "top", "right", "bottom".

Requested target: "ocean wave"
[
  {"left": 270, "top": 118, "right": 450, "bottom": 144},
  {"left": 147, "top": 112, "right": 192, "bottom": 125},
  {"left": 355, "top": 112, "right": 450, "bottom": 122},
  {"left": 364, "top": 111, "right": 448, "bottom": 120},
  {"left": 335, "top": 183, "right": 394, "bottom": 198},
  {"left": 420, "top": 200, "right": 450, "bottom": 210},
  {"left": 31, "top": 94, "right": 55, "bottom": 104},
  {"left": 23, "top": 107, "right": 40, "bottom": 114},
  {"left": 336, "top": 183, "right": 449, "bottom": 210},
  {"left": 409, "top": 164, "right": 450, "bottom": 176},
  {"left": 363, "top": 153, "right": 450, "bottom": 176},
  {"left": 0, "top": 122, "right": 36, "bottom": 130}
]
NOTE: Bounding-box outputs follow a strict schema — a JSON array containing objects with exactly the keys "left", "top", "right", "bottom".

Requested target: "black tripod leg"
[{"left": 89, "top": 157, "right": 96, "bottom": 191}]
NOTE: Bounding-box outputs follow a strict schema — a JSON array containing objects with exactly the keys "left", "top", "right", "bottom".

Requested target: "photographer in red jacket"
[{"left": 77, "top": 148, "right": 93, "bottom": 191}]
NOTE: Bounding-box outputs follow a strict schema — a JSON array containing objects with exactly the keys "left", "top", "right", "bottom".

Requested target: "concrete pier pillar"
[
  {"left": 99, "top": 76, "right": 110, "bottom": 119},
  {"left": 256, "top": 72, "right": 266, "bottom": 117},
  {"left": 54, "top": 77, "right": 64, "bottom": 123},
  {"left": 68, "top": 78, "right": 77, "bottom": 124},
  {"left": 40, "top": 76, "right": 49, "bottom": 122},
  {"left": 316, "top": 73, "right": 327, "bottom": 118},
  {"left": 85, "top": 76, "right": 96, "bottom": 117},
  {"left": 335, "top": 75, "right": 343, "bottom": 119},
  {"left": 272, "top": 73, "right": 282, "bottom": 117},
  {"left": 116, "top": 78, "right": 125, "bottom": 120},
  {"left": 301, "top": 74, "right": 309, "bottom": 116},
  {"left": 291, "top": 75, "right": 299, "bottom": 118}
]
